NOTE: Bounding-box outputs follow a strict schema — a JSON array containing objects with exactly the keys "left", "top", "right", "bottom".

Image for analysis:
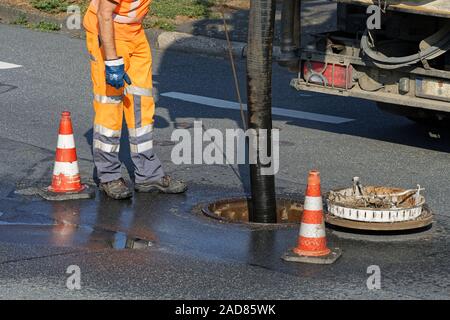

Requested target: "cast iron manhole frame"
[{"left": 201, "top": 196, "right": 304, "bottom": 226}]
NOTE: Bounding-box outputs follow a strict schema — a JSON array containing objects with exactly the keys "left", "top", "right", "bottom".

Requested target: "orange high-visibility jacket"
[{"left": 83, "top": 0, "right": 152, "bottom": 40}]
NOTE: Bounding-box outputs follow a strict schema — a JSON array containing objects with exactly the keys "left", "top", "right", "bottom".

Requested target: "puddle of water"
[{"left": 0, "top": 220, "right": 153, "bottom": 250}]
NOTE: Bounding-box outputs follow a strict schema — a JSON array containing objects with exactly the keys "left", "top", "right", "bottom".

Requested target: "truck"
[
  {"left": 244, "top": 0, "right": 449, "bottom": 220},
  {"left": 278, "top": 0, "right": 450, "bottom": 123}
]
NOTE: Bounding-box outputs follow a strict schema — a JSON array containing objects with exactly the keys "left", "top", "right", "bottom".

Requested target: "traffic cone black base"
[
  {"left": 282, "top": 247, "right": 342, "bottom": 265},
  {"left": 38, "top": 184, "right": 95, "bottom": 201}
]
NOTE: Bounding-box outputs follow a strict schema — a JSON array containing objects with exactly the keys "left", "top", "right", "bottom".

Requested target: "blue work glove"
[{"left": 105, "top": 57, "right": 132, "bottom": 89}]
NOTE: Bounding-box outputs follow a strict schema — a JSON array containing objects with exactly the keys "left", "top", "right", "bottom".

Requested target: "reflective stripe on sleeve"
[
  {"left": 91, "top": 0, "right": 144, "bottom": 24},
  {"left": 128, "top": 0, "right": 140, "bottom": 18},
  {"left": 112, "top": 14, "right": 144, "bottom": 24},
  {"left": 93, "top": 139, "right": 120, "bottom": 153},
  {"left": 104, "top": 57, "right": 124, "bottom": 67}
]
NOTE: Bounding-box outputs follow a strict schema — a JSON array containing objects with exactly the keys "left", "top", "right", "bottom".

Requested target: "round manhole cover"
[
  {"left": 325, "top": 205, "right": 433, "bottom": 232},
  {"left": 202, "top": 197, "right": 303, "bottom": 225}
]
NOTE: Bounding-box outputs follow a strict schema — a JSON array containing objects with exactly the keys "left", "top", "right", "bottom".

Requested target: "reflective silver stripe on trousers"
[
  {"left": 94, "top": 124, "right": 121, "bottom": 138},
  {"left": 128, "top": 124, "right": 154, "bottom": 138},
  {"left": 94, "top": 94, "right": 123, "bottom": 104},
  {"left": 93, "top": 139, "right": 120, "bottom": 153},
  {"left": 125, "top": 86, "right": 153, "bottom": 97},
  {"left": 130, "top": 140, "right": 153, "bottom": 154}
]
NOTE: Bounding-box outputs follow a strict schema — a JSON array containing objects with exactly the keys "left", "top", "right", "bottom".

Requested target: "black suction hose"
[
  {"left": 279, "top": 0, "right": 299, "bottom": 67},
  {"left": 246, "top": 0, "right": 277, "bottom": 223},
  {"left": 361, "top": 23, "right": 450, "bottom": 69}
]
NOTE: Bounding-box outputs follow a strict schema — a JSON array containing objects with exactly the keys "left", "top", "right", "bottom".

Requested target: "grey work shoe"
[
  {"left": 99, "top": 178, "right": 132, "bottom": 200},
  {"left": 135, "top": 175, "right": 187, "bottom": 194}
]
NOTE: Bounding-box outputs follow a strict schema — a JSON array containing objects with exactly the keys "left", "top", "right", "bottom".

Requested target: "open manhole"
[{"left": 202, "top": 197, "right": 303, "bottom": 225}]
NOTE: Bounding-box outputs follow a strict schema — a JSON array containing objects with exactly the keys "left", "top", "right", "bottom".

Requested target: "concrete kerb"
[
  {"left": 155, "top": 30, "right": 247, "bottom": 59},
  {"left": 0, "top": 3, "right": 283, "bottom": 60},
  {"left": 154, "top": 30, "right": 282, "bottom": 60}
]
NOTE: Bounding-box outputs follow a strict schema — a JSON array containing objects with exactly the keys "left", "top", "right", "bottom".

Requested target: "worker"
[{"left": 83, "top": 0, "right": 187, "bottom": 199}]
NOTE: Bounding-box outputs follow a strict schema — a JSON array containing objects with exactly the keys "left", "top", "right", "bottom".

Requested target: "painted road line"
[
  {"left": 0, "top": 61, "right": 22, "bottom": 70},
  {"left": 161, "top": 92, "right": 354, "bottom": 124}
]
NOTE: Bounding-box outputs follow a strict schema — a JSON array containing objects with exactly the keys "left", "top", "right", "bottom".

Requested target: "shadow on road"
[
  {"left": 0, "top": 83, "right": 17, "bottom": 95},
  {"left": 175, "top": 0, "right": 337, "bottom": 44}
]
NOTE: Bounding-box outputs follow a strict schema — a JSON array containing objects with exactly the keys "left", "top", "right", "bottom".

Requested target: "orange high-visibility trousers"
[{"left": 86, "top": 30, "right": 164, "bottom": 183}]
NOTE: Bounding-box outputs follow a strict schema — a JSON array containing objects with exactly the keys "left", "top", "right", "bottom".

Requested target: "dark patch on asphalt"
[
  {"left": 0, "top": 219, "right": 153, "bottom": 250},
  {"left": 154, "top": 140, "right": 176, "bottom": 146},
  {"left": 0, "top": 82, "right": 18, "bottom": 95}
]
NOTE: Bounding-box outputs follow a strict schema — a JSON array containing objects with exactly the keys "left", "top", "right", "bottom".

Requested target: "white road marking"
[
  {"left": 161, "top": 92, "right": 354, "bottom": 124},
  {"left": 0, "top": 61, "right": 22, "bottom": 70}
]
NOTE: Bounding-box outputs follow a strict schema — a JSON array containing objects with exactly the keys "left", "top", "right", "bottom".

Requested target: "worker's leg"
[
  {"left": 86, "top": 32, "right": 130, "bottom": 183},
  {"left": 123, "top": 31, "right": 165, "bottom": 183}
]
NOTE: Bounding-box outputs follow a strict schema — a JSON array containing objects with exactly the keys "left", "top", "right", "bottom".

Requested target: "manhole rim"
[{"left": 201, "top": 196, "right": 304, "bottom": 226}]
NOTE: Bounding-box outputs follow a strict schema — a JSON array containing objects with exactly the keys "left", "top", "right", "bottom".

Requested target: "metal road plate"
[{"left": 416, "top": 78, "right": 450, "bottom": 102}]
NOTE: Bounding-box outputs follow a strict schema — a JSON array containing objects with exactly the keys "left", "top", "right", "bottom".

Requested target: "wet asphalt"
[{"left": 0, "top": 23, "right": 449, "bottom": 299}]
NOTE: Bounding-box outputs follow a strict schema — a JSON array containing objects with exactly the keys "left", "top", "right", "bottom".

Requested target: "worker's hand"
[{"left": 105, "top": 57, "right": 132, "bottom": 89}]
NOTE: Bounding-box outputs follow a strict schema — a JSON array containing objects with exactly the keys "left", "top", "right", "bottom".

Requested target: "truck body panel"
[
  {"left": 336, "top": 0, "right": 450, "bottom": 18},
  {"left": 282, "top": 0, "right": 450, "bottom": 120}
]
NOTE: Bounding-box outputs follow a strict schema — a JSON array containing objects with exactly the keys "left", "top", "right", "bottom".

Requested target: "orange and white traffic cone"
[
  {"left": 41, "top": 112, "right": 94, "bottom": 201},
  {"left": 282, "top": 170, "right": 341, "bottom": 264},
  {"left": 49, "top": 112, "right": 84, "bottom": 193}
]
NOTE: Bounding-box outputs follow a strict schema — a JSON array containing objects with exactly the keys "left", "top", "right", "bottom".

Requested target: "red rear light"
[{"left": 303, "top": 61, "right": 353, "bottom": 89}]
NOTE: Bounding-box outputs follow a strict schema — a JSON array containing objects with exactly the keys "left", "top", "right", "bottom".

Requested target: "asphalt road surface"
[{"left": 0, "top": 24, "right": 449, "bottom": 299}]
